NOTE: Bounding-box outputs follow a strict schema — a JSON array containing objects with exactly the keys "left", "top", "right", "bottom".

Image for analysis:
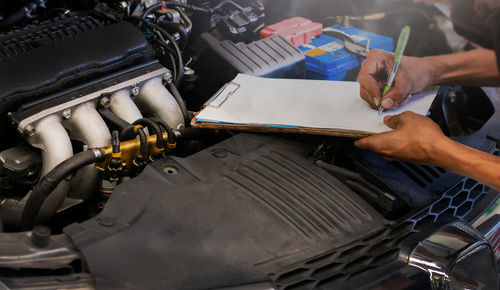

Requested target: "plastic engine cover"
[
  {"left": 64, "top": 134, "right": 387, "bottom": 289},
  {"left": 0, "top": 15, "right": 153, "bottom": 117}
]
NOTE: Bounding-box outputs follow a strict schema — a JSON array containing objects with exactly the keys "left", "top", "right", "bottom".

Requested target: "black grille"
[
  {"left": 393, "top": 163, "right": 446, "bottom": 188},
  {"left": 0, "top": 15, "right": 104, "bottom": 60},
  {"left": 269, "top": 174, "right": 495, "bottom": 289}
]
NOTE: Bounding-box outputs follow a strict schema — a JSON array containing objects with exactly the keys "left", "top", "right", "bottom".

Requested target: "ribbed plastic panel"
[
  {"left": 226, "top": 151, "right": 373, "bottom": 241},
  {"left": 0, "top": 15, "right": 104, "bottom": 60},
  {"left": 270, "top": 149, "right": 498, "bottom": 290}
]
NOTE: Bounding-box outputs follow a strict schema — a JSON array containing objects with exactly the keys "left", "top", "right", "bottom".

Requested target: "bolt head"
[
  {"left": 448, "top": 92, "right": 457, "bottom": 103},
  {"left": 163, "top": 72, "right": 174, "bottom": 84},
  {"left": 131, "top": 86, "right": 140, "bottom": 96},
  {"left": 100, "top": 97, "right": 111, "bottom": 108},
  {"left": 62, "top": 109, "right": 72, "bottom": 119},
  {"left": 24, "top": 124, "right": 36, "bottom": 137}
]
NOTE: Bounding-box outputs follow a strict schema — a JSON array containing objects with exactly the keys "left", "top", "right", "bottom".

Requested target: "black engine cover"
[
  {"left": 64, "top": 134, "right": 387, "bottom": 289},
  {"left": 0, "top": 14, "right": 153, "bottom": 117}
]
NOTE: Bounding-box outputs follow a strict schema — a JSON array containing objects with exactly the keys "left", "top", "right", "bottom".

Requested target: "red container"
[{"left": 260, "top": 17, "right": 323, "bottom": 46}]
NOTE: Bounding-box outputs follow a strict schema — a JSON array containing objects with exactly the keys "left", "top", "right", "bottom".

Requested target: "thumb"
[
  {"left": 381, "top": 87, "right": 406, "bottom": 109},
  {"left": 354, "top": 136, "right": 373, "bottom": 150},
  {"left": 383, "top": 114, "right": 402, "bottom": 129}
]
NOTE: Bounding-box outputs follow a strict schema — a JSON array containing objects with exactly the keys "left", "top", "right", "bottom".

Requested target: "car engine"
[{"left": 0, "top": 1, "right": 499, "bottom": 289}]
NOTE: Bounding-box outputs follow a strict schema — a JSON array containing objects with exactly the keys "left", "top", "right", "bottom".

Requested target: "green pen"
[{"left": 379, "top": 25, "right": 411, "bottom": 115}]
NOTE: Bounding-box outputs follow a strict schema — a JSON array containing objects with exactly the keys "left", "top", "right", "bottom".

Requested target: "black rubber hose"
[
  {"left": 125, "top": 16, "right": 184, "bottom": 86},
  {"left": 158, "top": 20, "right": 189, "bottom": 50},
  {"left": 154, "top": 26, "right": 184, "bottom": 86},
  {"left": 98, "top": 106, "right": 130, "bottom": 131},
  {"left": 21, "top": 149, "right": 105, "bottom": 230},
  {"left": 142, "top": 2, "right": 163, "bottom": 19},
  {"left": 133, "top": 118, "right": 164, "bottom": 151},
  {"left": 152, "top": 38, "right": 177, "bottom": 81},
  {"left": 149, "top": 117, "right": 176, "bottom": 146},
  {"left": 167, "top": 82, "right": 189, "bottom": 126},
  {"left": 175, "top": 7, "right": 192, "bottom": 34},
  {"left": 136, "top": 127, "right": 148, "bottom": 163},
  {"left": 178, "top": 127, "right": 207, "bottom": 141},
  {"left": 112, "top": 131, "right": 120, "bottom": 154},
  {"left": 167, "top": 52, "right": 178, "bottom": 84}
]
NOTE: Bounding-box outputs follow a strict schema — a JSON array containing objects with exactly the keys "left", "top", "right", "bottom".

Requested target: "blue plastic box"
[{"left": 299, "top": 25, "right": 394, "bottom": 81}]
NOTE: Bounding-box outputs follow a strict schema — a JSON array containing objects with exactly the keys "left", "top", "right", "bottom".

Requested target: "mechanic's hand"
[
  {"left": 354, "top": 112, "right": 450, "bottom": 165},
  {"left": 357, "top": 49, "right": 434, "bottom": 110}
]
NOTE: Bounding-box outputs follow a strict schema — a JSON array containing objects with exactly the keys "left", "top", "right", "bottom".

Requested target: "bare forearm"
[
  {"left": 423, "top": 49, "right": 500, "bottom": 87},
  {"left": 433, "top": 139, "right": 500, "bottom": 191}
]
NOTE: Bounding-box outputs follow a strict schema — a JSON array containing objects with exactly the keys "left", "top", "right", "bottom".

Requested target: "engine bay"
[{"left": 0, "top": 1, "right": 499, "bottom": 289}]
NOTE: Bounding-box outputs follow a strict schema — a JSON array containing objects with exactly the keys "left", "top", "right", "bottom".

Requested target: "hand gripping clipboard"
[{"left": 191, "top": 74, "right": 438, "bottom": 139}]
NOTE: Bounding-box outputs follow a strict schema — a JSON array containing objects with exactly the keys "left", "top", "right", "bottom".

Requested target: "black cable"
[
  {"left": 133, "top": 118, "right": 164, "bottom": 153},
  {"left": 154, "top": 25, "right": 184, "bottom": 86},
  {"left": 158, "top": 20, "right": 189, "bottom": 50},
  {"left": 112, "top": 131, "right": 120, "bottom": 154},
  {"left": 167, "top": 82, "right": 189, "bottom": 126},
  {"left": 142, "top": 2, "right": 162, "bottom": 19},
  {"left": 124, "top": 16, "right": 184, "bottom": 86},
  {"left": 135, "top": 127, "right": 148, "bottom": 165},
  {"left": 152, "top": 38, "right": 178, "bottom": 81},
  {"left": 21, "top": 149, "right": 105, "bottom": 230},
  {"left": 167, "top": 52, "right": 178, "bottom": 84},
  {"left": 149, "top": 117, "right": 176, "bottom": 148}
]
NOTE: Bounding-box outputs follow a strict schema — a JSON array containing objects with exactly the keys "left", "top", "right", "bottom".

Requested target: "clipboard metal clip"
[{"left": 203, "top": 81, "right": 241, "bottom": 108}]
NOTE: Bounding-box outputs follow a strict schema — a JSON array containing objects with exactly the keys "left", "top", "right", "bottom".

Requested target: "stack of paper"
[{"left": 195, "top": 74, "right": 438, "bottom": 136}]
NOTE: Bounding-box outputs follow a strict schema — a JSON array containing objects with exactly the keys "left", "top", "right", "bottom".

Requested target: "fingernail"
[
  {"left": 382, "top": 98, "right": 394, "bottom": 109},
  {"left": 373, "top": 97, "right": 380, "bottom": 106}
]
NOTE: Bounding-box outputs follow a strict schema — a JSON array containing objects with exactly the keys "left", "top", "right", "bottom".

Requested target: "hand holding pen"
[{"left": 379, "top": 26, "right": 411, "bottom": 115}]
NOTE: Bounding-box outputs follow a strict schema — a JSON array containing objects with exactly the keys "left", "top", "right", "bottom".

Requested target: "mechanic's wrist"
[
  {"left": 421, "top": 55, "right": 446, "bottom": 87},
  {"left": 429, "top": 138, "right": 475, "bottom": 174},
  {"left": 424, "top": 136, "right": 460, "bottom": 168}
]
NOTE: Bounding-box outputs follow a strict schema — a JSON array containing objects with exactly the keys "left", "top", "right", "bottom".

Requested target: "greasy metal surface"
[{"left": 95, "top": 132, "right": 169, "bottom": 170}]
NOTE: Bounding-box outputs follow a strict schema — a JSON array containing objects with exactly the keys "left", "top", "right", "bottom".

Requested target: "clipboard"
[
  {"left": 191, "top": 74, "right": 438, "bottom": 138},
  {"left": 191, "top": 115, "right": 373, "bottom": 138}
]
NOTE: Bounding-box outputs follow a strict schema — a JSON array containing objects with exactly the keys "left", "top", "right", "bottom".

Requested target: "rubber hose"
[
  {"left": 158, "top": 20, "right": 189, "bottom": 50},
  {"left": 142, "top": 2, "right": 163, "bottom": 19},
  {"left": 149, "top": 117, "right": 176, "bottom": 145},
  {"left": 167, "top": 82, "right": 189, "bottom": 126},
  {"left": 98, "top": 106, "right": 131, "bottom": 131},
  {"left": 133, "top": 118, "right": 164, "bottom": 150},
  {"left": 136, "top": 127, "right": 148, "bottom": 161},
  {"left": 124, "top": 16, "right": 184, "bottom": 86},
  {"left": 21, "top": 149, "right": 105, "bottom": 230},
  {"left": 178, "top": 127, "right": 206, "bottom": 141},
  {"left": 152, "top": 25, "right": 184, "bottom": 86}
]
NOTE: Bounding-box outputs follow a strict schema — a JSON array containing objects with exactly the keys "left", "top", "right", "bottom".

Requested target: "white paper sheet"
[{"left": 196, "top": 74, "right": 438, "bottom": 134}]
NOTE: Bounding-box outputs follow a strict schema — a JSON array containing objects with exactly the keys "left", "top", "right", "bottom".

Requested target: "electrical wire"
[{"left": 124, "top": 16, "right": 184, "bottom": 86}]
